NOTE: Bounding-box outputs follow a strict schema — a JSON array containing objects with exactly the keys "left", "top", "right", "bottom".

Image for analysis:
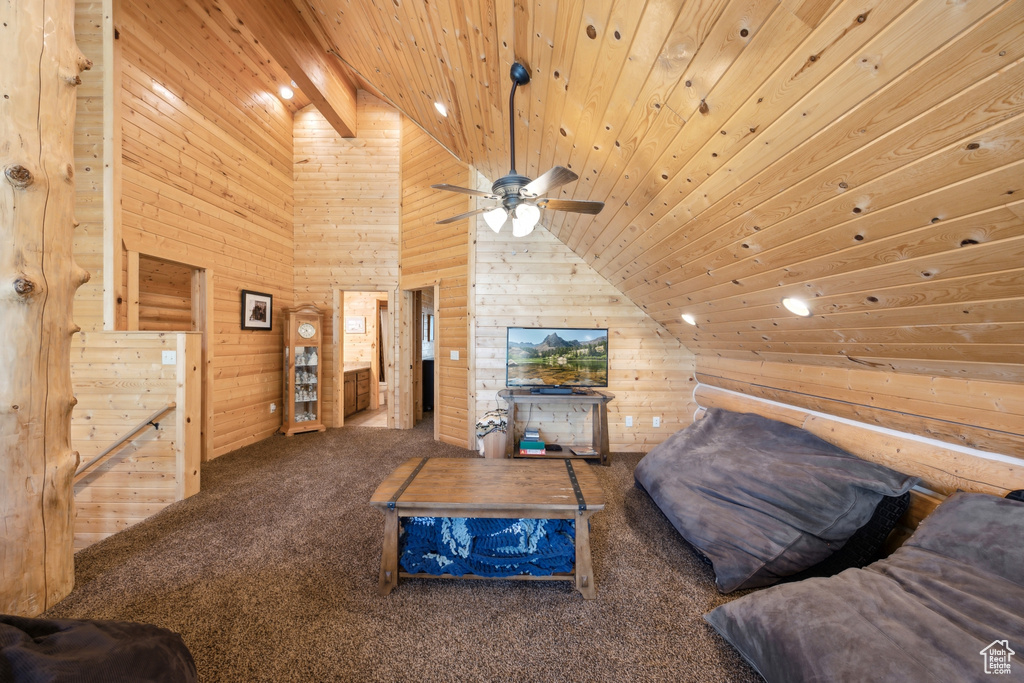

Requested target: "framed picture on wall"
[
  {"left": 345, "top": 316, "right": 366, "bottom": 334},
  {"left": 241, "top": 290, "right": 273, "bottom": 330}
]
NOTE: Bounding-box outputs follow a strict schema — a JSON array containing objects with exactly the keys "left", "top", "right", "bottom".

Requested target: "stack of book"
[
  {"left": 520, "top": 428, "right": 545, "bottom": 455},
  {"left": 519, "top": 440, "right": 546, "bottom": 455}
]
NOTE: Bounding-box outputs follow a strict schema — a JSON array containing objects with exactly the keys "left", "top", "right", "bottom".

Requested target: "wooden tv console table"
[{"left": 498, "top": 389, "right": 614, "bottom": 466}]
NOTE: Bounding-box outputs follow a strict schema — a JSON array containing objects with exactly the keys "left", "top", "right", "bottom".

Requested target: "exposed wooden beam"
[{"left": 218, "top": 0, "right": 357, "bottom": 137}]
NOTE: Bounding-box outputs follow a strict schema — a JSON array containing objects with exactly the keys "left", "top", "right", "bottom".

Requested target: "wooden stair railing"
[{"left": 74, "top": 403, "right": 176, "bottom": 484}]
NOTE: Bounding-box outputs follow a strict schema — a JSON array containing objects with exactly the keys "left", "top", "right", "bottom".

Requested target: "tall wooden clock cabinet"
[{"left": 281, "top": 304, "right": 327, "bottom": 436}]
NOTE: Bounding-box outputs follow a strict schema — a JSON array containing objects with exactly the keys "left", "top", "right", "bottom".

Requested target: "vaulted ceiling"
[{"left": 284, "top": 0, "right": 1023, "bottom": 382}]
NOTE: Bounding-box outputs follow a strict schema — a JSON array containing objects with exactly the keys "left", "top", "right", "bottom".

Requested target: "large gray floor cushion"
[
  {"left": 634, "top": 408, "right": 918, "bottom": 592},
  {"left": 705, "top": 492, "right": 1024, "bottom": 682},
  {"left": 1, "top": 615, "right": 196, "bottom": 682}
]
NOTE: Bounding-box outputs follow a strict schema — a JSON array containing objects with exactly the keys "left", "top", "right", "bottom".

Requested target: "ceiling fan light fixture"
[
  {"left": 431, "top": 63, "right": 604, "bottom": 228},
  {"left": 515, "top": 203, "right": 540, "bottom": 225},
  {"left": 483, "top": 207, "right": 508, "bottom": 233},
  {"left": 511, "top": 203, "right": 540, "bottom": 237},
  {"left": 511, "top": 218, "right": 531, "bottom": 237}
]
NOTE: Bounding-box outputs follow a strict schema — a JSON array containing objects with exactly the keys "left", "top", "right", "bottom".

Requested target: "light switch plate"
[
  {"left": 625, "top": 416, "right": 633, "bottom": 427},
  {"left": 161, "top": 350, "right": 176, "bottom": 365},
  {"left": 450, "top": 350, "right": 459, "bottom": 360}
]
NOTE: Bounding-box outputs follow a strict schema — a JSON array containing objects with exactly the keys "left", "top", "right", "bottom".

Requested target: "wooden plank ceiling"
[{"left": 288, "top": 0, "right": 1024, "bottom": 382}]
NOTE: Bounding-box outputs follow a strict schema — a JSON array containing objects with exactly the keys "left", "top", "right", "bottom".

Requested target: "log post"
[{"left": 1, "top": 0, "right": 90, "bottom": 616}]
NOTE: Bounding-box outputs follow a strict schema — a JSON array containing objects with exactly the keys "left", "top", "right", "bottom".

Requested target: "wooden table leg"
[
  {"left": 574, "top": 510, "right": 597, "bottom": 600},
  {"left": 594, "top": 403, "right": 611, "bottom": 466},
  {"left": 379, "top": 508, "right": 400, "bottom": 596},
  {"left": 505, "top": 402, "right": 517, "bottom": 458}
]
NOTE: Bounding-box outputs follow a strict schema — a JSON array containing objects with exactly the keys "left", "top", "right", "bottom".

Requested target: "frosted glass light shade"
[
  {"left": 483, "top": 207, "right": 508, "bottom": 233},
  {"left": 511, "top": 203, "right": 540, "bottom": 237}
]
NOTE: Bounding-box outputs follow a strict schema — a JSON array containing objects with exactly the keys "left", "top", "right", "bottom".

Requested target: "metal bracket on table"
[
  {"left": 565, "top": 459, "right": 587, "bottom": 511},
  {"left": 387, "top": 457, "right": 429, "bottom": 510}
]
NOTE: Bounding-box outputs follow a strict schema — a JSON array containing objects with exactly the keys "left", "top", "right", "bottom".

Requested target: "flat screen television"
[{"left": 506, "top": 327, "right": 609, "bottom": 388}]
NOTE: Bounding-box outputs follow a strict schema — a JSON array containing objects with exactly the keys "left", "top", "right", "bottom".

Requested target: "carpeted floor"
[{"left": 45, "top": 421, "right": 759, "bottom": 682}]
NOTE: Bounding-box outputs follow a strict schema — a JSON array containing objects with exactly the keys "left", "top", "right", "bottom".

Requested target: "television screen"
[{"left": 506, "top": 327, "right": 609, "bottom": 388}]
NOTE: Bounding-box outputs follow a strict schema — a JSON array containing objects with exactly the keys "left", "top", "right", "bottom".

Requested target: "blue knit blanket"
[{"left": 399, "top": 517, "right": 576, "bottom": 577}]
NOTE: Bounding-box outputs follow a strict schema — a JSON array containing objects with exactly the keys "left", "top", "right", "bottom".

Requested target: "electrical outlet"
[
  {"left": 625, "top": 416, "right": 633, "bottom": 427},
  {"left": 161, "top": 350, "right": 176, "bottom": 365},
  {"left": 450, "top": 350, "right": 459, "bottom": 360},
  {"left": 653, "top": 416, "right": 661, "bottom": 428},
  {"left": 270, "top": 403, "right": 276, "bottom": 413}
]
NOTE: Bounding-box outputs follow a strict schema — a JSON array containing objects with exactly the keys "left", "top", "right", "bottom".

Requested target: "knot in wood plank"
[
  {"left": 5, "top": 165, "right": 33, "bottom": 188},
  {"left": 14, "top": 277, "right": 36, "bottom": 296}
]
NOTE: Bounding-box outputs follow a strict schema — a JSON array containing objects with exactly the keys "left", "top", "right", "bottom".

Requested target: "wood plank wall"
[
  {"left": 72, "top": 331, "right": 201, "bottom": 550},
  {"left": 137, "top": 256, "right": 192, "bottom": 332},
  {"left": 118, "top": 0, "right": 295, "bottom": 457},
  {"left": 73, "top": 0, "right": 105, "bottom": 332},
  {"left": 697, "top": 356, "right": 1024, "bottom": 457},
  {"left": 292, "top": 95, "right": 401, "bottom": 427},
  {"left": 399, "top": 119, "right": 472, "bottom": 447},
  {"left": 474, "top": 212, "right": 697, "bottom": 452}
]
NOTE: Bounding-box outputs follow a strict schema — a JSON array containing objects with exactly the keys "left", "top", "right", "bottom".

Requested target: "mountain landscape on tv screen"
[
  {"left": 507, "top": 330, "right": 608, "bottom": 386},
  {"left": 509, "top": 332, "right": 608, "bottom": 356}
]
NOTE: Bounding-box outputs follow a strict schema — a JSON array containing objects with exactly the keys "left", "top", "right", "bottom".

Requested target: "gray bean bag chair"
[
  {"left": 1, "top": 615, "right": 196, "bottom": 682},
  {"left": 705, "top": 492, "right": 1024, "bottom": 682}
]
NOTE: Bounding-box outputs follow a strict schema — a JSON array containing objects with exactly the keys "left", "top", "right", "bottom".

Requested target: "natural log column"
[{"left": 1, "top": 0, "right": 91, "bottom": 616}]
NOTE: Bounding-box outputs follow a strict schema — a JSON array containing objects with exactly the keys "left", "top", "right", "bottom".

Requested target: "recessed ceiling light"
[
  {"left": 278, "top": 85, "right": 294, "bottom": 100},
  {"left": 434, "top": 101, "right": 448, "bottom": 117},
  {"left": 681, "top": 313, "right": 696, "bottom": 325},
  {"left": 782, "top": 297, "right": 811, "bottom": 316}
]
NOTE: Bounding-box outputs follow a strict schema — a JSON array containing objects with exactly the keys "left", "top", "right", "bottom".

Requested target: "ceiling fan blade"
[
  {"left": 520, "top": 166, "right": 578, "bottom": 197},
  {"left": 431, "top": 183, "right": 498, "bottom": 199},
  {"left": 435, "top": 207, "right": 491, "bottom": 225},
  {"left": 536, "top": 198, "right": 605, "bottom": 215}
]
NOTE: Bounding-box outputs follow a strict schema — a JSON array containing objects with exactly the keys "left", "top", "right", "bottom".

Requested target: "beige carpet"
[{"left": 45, "top": 421, "right": 758, "bottom": 682}]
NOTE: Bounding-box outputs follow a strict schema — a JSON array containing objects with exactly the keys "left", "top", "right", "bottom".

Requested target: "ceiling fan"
[{"left": 432, "top": 62, "right": 604, "bottom": 236}]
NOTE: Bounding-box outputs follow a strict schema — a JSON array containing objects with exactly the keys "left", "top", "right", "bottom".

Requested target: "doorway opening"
[
  {"left": 127, "top": 251, "right": 213, "bottom": 462},
  {"left": 399, "top": 285, "right": 440, "bottom": 437},
  {"left": 334, "top": 287, "right": 395, "bottom": 428}
]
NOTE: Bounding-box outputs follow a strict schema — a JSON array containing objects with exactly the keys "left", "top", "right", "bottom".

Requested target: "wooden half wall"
[
  {"left": 71, "top": 331, "right": 201, "bottom": 550},
  {"left": 400, "top": 118, "right": 472, "bottom": 447}
]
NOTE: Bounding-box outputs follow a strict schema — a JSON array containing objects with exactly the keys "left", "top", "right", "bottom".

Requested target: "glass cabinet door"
[{"left": 293, "top": 345, "right": 319, "bottom": 423}]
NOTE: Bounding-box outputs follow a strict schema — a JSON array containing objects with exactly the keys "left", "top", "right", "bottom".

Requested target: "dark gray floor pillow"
[
  {"left": 1, "top": 615, "right": 197, "bottom": 683},
  {"left": 704, "top": 493, "right": 1024, "bottom": 682},
  {"left": 634, "top": 408, "right": 918, "bottom": 592}
]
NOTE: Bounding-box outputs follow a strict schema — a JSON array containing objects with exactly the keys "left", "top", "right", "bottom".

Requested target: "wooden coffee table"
[{"left": 370, "top": 457, "right": 606, "bottom": 599}]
